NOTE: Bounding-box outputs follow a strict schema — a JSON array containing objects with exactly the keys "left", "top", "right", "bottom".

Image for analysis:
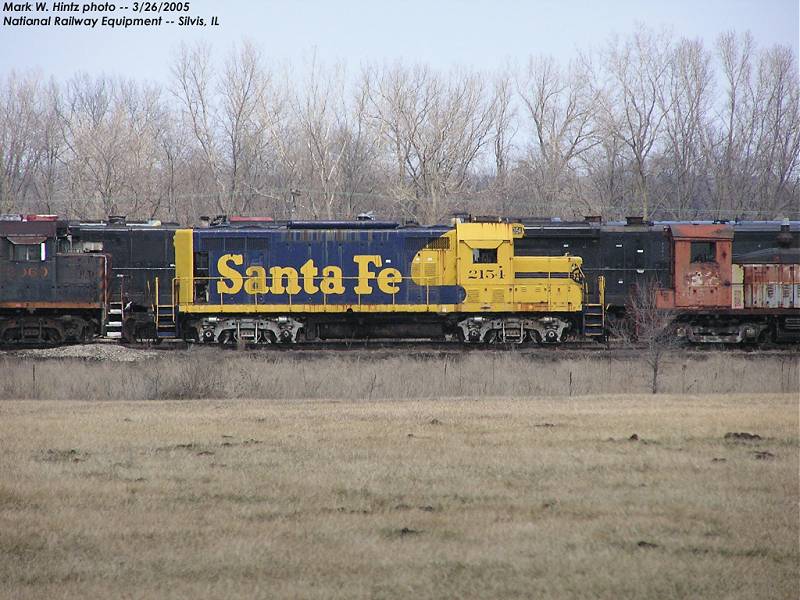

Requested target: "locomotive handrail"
[
  {"left": 154, "top": 276, "right": 177, "bottom": 327},
  {"left": 169, "top": 272, "right": 581, "bottom": 310},
  {"left": 154, "top": 276, "right": 159, "bottom": 324},
  {"left": 168, "top": 274, "right": 458, "bottom": 307},
  {"left": 598, "top": 275, "right": 606, "bottom": 308}
]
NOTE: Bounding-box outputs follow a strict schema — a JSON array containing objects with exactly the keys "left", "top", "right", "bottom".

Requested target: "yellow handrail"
[
  {"left": 170, "top": 273, "right": 581, "bottom": 309},
  {"left": 154, "top": 276, "right": 159, "bottom": 324},
  {"left": 598, "top": 275, "right": 606, "bottom": 308}
]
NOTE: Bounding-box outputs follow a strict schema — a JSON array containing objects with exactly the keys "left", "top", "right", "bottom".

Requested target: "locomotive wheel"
[
  {"left": 257, "top": 330, "right": 277, "bottom": 344},
  {"left": 542, "top": 330, "right": 561, "bottom": 344},
  {"left": 528, "top": 331, "right": 543, "bottom": 345}
]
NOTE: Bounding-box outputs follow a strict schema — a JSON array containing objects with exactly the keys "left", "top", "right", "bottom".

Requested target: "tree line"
[{"left": 1, "top": 28, "right": 798, "bottom": 224}]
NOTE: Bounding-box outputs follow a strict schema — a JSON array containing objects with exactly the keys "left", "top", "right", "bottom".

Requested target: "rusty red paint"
[
  {"left": 669, "top": 224, "right": 734, "bottom": 240},
  {"left": 662, "top": 224, "right": 734, "bottom": 309},
  {"left": 673, "top": 241, "right": 732, "bottom": 308},
  {"left": 0, "top": 221, "right": 57, "bottom": 236},
  {"left": 23, "top": 214, "right": 58, "bottom": 221},
  {"left": 0, "top": 302, "right": 104, "bottom": 309},
  {"left": 656, "top": 289, "right": 675, "bottom": 309},
  {"left": 743, "top": 264, "right": 799, "bottom": 309}
]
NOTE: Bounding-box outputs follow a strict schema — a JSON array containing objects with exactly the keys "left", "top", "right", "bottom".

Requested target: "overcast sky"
[{"left": 0, "top": 0, "right": 797, "bottom": 82}]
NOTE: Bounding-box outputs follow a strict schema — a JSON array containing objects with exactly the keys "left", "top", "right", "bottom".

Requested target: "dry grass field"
[
  {"left": 0, "top": 368, "right": 798, "bottom": 598},
  {"left": 0, "top": 347, "right": 798, "bottom": 400}
]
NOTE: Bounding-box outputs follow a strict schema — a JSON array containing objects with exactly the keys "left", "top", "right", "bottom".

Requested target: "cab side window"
[
  {"left": 13, "top": 244, "right": 43, "bottom": 261},
  {"left": 473, "top": 248, "right": 497, "bottom": 264},
  {"left": 690, "top": 241, "right": 716, "bottom": 263}
]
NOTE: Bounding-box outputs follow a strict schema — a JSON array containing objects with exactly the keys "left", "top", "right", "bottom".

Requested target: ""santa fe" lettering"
[{"left": 215, "top": 254, "right": 402, "bottom": 296}]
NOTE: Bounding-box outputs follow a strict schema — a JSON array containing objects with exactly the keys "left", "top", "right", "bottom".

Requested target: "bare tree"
[
  {"left": 57, "top": 75, "right": 127, "bottom": 217},
  {"left": 338, "top": 77, "right": 382, "bottom": 216},
  {"left": 601, "top": 28, "right": 675, "bottom": 219},
  {"left": 491, "top": 70, "right": 516, "bottom": 189},
  {"left": 117, "top": 79, "right": 169, "bottom": 217},
  {"left": 613, "top": 282, "right": 678, "bottom": 394},
  {"left": 0, "top": 71, "right": 43, "bottom": 212},
  {"left": 751, "top": 45, "right": 800, "bottom": 216},
  {"left": 518, "top": 55, "right": 600, "bottom": 214},
  {"left": 706, "top": 33, "right": 800, "bottom": 219},
  {"left": 52, "top": 74, "right": 168, "bottom": 218},
  {"left": 365, "top": 64, "right": 497, "bottom": 223},
  {"left": 293, "top": 55, "right": 349, "bottom": 218},
  {"left": 218, "top": 40, "right": 268, "bottom": 214},
  {"left": 709, "top": 31, "right": 757, "bottom": 216},
  {"left": 660, "top": 37, "right": 714, "bottom": 218},
  {"left": 0, "top": 31, "right": 797, "bottom": 223},
  {"left": 171, "top": 42, "right": 226, "bottom": 213},
  {"left": 30, "top": 79, "right": 65, "bottom": 214}
]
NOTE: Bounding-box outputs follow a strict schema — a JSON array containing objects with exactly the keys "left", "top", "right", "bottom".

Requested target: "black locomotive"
[{"left": 0, "top": 216, "right": 107, "bottom": 344}]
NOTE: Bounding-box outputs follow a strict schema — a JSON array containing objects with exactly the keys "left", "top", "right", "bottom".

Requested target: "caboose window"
[
  {"left": 690, "top": 241, "right": 716, "bottom": 263},
  {"left": 473, "top": 248, "right": 497, "bottom": 264},
  {"left": 12, "top": 244, "right": 43, "bottom": 261}
]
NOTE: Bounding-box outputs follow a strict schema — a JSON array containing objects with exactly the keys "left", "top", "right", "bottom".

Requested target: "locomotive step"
[
  {"left": 157, "top": 318, "right": 177, "bottom": 337},
  {"left": 583, "top": 325, "right": 605, "bottom": 335},
  {"left": 583, "top": 301, "right": 605, "bottom": 337},
  {"left": 106, "top": 299, "right": 125, "bottom": 340}
]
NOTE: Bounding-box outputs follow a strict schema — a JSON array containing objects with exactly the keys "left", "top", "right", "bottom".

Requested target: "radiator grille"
[
  {"left": 406, "top": 237, "right": 450, "bottom": 251},
  {"left": 424, "top": 237, "right": 450, "bottom": 250}
]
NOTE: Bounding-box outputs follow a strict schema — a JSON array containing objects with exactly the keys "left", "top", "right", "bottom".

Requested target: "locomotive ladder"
[
  {"left": 582, "top": 275, "right": 606, "bottom": 340},
  {"left": 106, "top": 276, "right": 125, "bottom": 339},
  {"left": 154, "top": 277, "right": 177, "bottom": 339},
  {"left": 106, "top": 301, "right": 124, "bottom": 339}
]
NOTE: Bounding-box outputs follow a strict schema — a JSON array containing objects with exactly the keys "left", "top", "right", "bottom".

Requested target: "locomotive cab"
[{"left": 657, "top": 224, "right": 734, "bottom": 310}]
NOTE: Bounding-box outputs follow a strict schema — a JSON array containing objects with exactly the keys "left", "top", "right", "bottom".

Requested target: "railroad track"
[
  {"left": 4, "top": 338, "right": 797, "bottom": 360},
  {"left": 118, "top": 338, "right": 800, "bottom": 358}
]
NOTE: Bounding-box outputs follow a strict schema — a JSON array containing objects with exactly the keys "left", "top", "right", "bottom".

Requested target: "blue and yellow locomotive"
[{"left": 160, "top": 218, "right": 604, "bottom": 344}]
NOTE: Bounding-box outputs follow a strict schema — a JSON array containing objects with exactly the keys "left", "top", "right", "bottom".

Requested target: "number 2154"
[{"left": 467, "top": 267, "right": 504, "bottom": 280}]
